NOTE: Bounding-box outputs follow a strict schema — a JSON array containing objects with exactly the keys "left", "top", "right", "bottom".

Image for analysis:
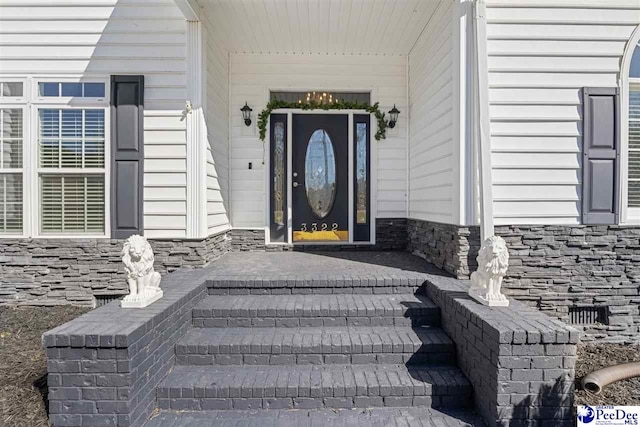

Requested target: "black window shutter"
[
  {"left": 582, "top": 87, "right": 620, "bottom": 225},
  {"left": 110, "top": 76, "right": 144, "bottom": 238}
]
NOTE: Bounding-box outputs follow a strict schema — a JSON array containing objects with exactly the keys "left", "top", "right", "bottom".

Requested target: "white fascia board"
[{"left": 174, "top": 0, "right": 201, "bottom": 21}]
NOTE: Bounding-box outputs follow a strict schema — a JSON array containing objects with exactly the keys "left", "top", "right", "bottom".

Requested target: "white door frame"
[{"left": 264, "top": 109, "right": 377, "bottom": 246}]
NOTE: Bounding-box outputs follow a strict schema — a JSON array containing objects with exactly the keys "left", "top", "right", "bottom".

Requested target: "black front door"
[{"left": 292, "top": 114, "right": 349, "bottom": 242}]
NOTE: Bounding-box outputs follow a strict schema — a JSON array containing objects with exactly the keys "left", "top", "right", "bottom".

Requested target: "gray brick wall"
[
  {"left": 0, "top": 232, "right": 228, "bottom": 306},
  {"left": 409, "top": 219, "right": 640, "bottom": 340},
  {"left": 42, "top": 267, "right": 211, "bottom": 427},
  {"left": 425, "top": 275, "right": 579, "bottom": 427}
]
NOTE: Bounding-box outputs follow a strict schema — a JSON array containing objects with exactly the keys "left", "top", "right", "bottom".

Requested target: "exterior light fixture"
[
  {"left": 241, "top": 102, "right": 253, "bottom": 126},
  {"left": 388, "top": 105, "right": 400, "bottom": 129}
]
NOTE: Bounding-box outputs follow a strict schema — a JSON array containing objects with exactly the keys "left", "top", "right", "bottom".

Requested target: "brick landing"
[{"left": 205, "top": 251, "right": 449, "bottom": 294}]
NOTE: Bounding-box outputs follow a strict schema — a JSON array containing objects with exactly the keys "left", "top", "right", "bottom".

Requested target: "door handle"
[{"left": 293, "top": 182, "right": 299, "bottom": 188}]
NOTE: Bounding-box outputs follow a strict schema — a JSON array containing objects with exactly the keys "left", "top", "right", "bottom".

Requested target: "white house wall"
[
  {"left": 486, "top": 1, "right": 640, "bottom": 225},
  {"left": 202, "top": 8, "right": 230, "bottom": 236},
  {"left": 408, "top": 1, "right": 457, "bottom": 225},
  {"left": 0, "top": 0, "right": 189, "bottom": 238},
  {"left": 228, "top": 53, "right": 408, "bottom": 229}
]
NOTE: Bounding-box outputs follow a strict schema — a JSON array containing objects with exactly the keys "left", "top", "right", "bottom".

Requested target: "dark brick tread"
[
  {"left": 157, "top": 364, "right": 472, "bottom": 411},
  {"left": 145, "top": 408, "right": 484, "bottom": 427},
  {"left": 175, "top": 326, "right": 455, "bottom": 366},
  {"left": 204, "top": 252, "right": 450, "bottom": 291},
  {"left": 193, "top": 294, "right": 439, "bottom": 328}
]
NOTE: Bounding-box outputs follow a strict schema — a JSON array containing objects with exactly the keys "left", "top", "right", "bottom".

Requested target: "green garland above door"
[{"left": 257, "top": 100, "right": 389, "bottom": 142}]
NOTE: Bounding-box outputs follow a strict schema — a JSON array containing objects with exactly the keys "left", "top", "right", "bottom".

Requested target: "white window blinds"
[
  {"left": 629, "top": 82, "right": 640, "bottom": 208},
  {"left": 0, "top": 108, "right": 23, "bottom": 233},
  {"left": 38, "top": 108, "right": 105, "bottom": 233}
]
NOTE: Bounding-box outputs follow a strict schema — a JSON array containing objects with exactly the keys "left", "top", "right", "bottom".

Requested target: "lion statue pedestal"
[
  {"left": 468, "top": 235, "right": 510, "bottom": 307},
  {"left": 120, "top": 235, "right": 163, "bottom": 309}
]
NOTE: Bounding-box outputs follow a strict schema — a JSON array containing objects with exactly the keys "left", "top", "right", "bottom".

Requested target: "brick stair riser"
[
  {"left": 157, "top": 395, "right": 471, "bottom": 411},
  {"left": 208, "top": 287, "right": 423, "bottom": 295},
  {"left": 192, "top": 316, "right": 439, "bottom": 328},
  {"left": 175, "top": 352, "right": 455, "bottom": 366}
]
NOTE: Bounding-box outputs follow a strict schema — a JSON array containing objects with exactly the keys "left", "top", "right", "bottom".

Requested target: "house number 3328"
[{"left": 300, "top": 223, "right": 338, "bottom": 232}]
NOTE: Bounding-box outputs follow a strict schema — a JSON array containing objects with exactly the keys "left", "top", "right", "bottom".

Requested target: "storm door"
[{"left": 291, "top": 114, "right": 349, "bottom": 242}]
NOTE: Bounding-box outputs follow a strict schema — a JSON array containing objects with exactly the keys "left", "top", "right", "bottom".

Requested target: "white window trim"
[
  {"left": 0, "top": 104, "right": 27, "bottom": 238},
  {"left": 0, "top": 77, "right": 28, "bottom": 104},
  {"left": 621, "top": 26, "right": 640, "bottom": 225},
  {"left": 625, "top": 78, "right": 640, "bottom": 224},
  {"left": 23, "top": 76, "right": 111, "bottom": 238}
]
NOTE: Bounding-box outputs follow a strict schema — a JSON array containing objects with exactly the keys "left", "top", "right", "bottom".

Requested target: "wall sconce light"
[
  {"left": 241, "top": 102, "right": 253, "bottom": 126},
  {"left": 388, "top": 105, "right": 400, "bottom": 129}
]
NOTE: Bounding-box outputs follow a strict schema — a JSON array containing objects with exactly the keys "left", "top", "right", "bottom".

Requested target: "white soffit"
[{"left": 199, "top": 0, "right": 444, "bottom": 56}]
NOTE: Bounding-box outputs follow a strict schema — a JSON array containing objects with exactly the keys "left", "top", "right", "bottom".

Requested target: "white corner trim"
[
  {"left": 173, "top": 0, "right": 200, "bottom": 21},
  {"left": 474, "top": 0, "right": 495, "bottom": 241},
  {"left": 186, "top": 21, "right": 207, "bottom": 238}
]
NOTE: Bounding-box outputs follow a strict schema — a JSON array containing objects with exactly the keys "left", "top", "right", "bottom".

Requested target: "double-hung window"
[
  {"left": 38, "top": 108, "right": 106, "bottom": 233},
  {"left": 34, "top": 80, "right": 108, "bottom": 235},
  {"left": 0, "top": 78, "right": 108, "bottom": 237}
]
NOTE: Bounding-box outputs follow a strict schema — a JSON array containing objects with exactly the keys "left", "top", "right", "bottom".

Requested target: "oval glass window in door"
[{"left": 305, "top": 129, "right": 336, "bottom": 219}]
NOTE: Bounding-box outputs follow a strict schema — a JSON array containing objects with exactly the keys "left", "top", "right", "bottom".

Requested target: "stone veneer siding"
[
  {"left": 426, "top": 276, "right": 579, "bottom": 427},
  {"left": 497, "top": 225, "right": 640, "bottom": 341},
  {"left": 229, "top": 218, "right": 408, "bottom": 251},
  {"left": 407, "top": 219, "right": 478, "bottom": 278},
  {"left": 408, "top": 218, "right": 640, "bottom": 340},
  {"left": 0, "top": 232, "right": 228, "bottom": 306}
]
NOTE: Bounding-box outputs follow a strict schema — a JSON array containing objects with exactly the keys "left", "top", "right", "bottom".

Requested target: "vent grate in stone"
[
  {"left": 568, "top": 306, "right": 608, "bottom": 325},
  {"left": 93, "top": 294, "right": 123, "bottom": 307}
]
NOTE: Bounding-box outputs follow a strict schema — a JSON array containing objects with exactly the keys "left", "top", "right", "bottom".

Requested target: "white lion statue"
[
  {"left": 468, "top": 235, "right": 510, "bottom": 307},
  {"left": 121, "top": 235, "right": 163, "bottom": 308}
]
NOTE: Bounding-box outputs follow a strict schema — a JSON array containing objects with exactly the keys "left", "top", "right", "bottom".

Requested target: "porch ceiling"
[{"left": 199, "top": 0, "right": 444, "bottom": 56}]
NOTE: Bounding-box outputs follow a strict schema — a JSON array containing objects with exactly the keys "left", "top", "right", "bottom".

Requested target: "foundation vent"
[
  {"left": 94, "top": 294, "right": 124, "bottom": 308},
  {"left": 568, "top": 306, "right": 608, "bottom": 325}
]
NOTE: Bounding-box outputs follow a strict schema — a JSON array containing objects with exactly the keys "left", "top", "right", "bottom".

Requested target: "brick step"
[
  {"left": 208, "top": 283, "right": 424, "bottom": 295},
  {"left": 175, "top": 326, "right": 455, "bottom": 366},
  {"left": 156, "top": 364, "right": 472, "bottom": 411},
  {"left": 146, "top": 407, "right": 483, "bottom": 427},
  {"left": 192, "top": 294, "right": 439, "bottom": 328}
]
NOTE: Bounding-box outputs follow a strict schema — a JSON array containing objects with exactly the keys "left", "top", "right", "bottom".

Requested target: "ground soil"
[
  {"left": 0, "top": 305, "right": 89, "bottom": 427},
  {"left": 575, "top": 343, "right": 640, "bottom": 406}
]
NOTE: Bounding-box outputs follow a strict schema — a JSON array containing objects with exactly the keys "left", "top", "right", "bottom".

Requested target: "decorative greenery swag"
[{"left": 258, "top": 99, "right": 389, "bottom": 142}]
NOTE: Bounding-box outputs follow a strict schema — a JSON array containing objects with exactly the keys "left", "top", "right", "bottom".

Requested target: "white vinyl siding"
[
  {"left": 408, "top": 1, "right": 455, "bottom": 224},
  {"left": 485, "top": 2, "right": 640, "bottom": 225},
  {"left": 143, "top": 112, "right": 187, "bottom": 239},
  {"left": 0, "top": 0, "right": 189, "bottom": 238},
  {"left": 203, "top": 7, "right": 230, "bottom": 236},
  {"left": 228, "top": 53, "right": 408, "bottom": 228}
]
